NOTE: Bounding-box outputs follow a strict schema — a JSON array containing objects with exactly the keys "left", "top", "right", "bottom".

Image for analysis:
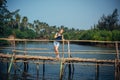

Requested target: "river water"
[{"left": 0, "top": 42, "right": 117, "bottom": 80}]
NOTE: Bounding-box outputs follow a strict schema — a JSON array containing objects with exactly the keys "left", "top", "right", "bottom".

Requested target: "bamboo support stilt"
[
  {"left": 43, "top": 60, "right": 45, "bottom": 80},
  {"left": 8, "top": 53, "right": 15, "bottom": 73},
  {"left": 14, "top": 61, "right": 16, "bottom": 76},
  {"left": 36, "top": 63, "right": 39, "bottom": 80},
  {"left": 59, "top": 40, "right": 65, "bottom": 80},
  {"left": 95, "top": 63, "right": 99, "bottom": 80},
  {"left": 68, "top": 62, "right": 71, "bottom": 80},
  {"left": 23, "top": 40, "right": 29, "bottom": 77},
  {"left": 60, "top": 60, "right": 64, "bottom": 80}
]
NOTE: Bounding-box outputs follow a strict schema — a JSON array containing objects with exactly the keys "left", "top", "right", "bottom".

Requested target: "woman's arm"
[{"left": 54, "top": 33, "right": 58, "bottom": 38}]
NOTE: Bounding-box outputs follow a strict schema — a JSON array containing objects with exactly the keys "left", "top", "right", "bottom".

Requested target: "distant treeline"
[{"left": 0, "top": 0, "right": 120, "bottom": 41}]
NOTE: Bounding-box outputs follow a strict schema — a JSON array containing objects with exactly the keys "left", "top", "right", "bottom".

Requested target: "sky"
[{"left": 7, "top": 0, "right": 120, "bottom": 30}]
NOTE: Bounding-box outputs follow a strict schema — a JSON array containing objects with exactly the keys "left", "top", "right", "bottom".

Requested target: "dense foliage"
[
  {"left": 80, "top": 9, "right": 120, "bottom": 41},
  {"left": 0, "top": 0, "right": 120, "bottom": 41}
]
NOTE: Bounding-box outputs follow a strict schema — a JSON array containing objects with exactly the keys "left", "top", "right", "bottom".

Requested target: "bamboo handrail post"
[
  {"left": 68, "top": 41, "right": 71, "bottom": 58},
  {"left": 115, "top": 41, "right": 119, "bottom": 61},
  {"left": 115, "top": 41, "right": 119, "bottom": 80},
  {"left": 62, "top": 40, "right": 65, "bottom": 58},
  {"left": 24, "top": 40, "right": 27, "bottom": 55},
  {"left": 59, "top": 40, "right": 65, "bottom": 80},
  {"left": 13, "top": 38, "right": 16, "bottom": 50}
]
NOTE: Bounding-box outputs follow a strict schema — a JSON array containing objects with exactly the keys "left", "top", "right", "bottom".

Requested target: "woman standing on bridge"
[{"left": 54, "top": 29, "right": 64, "bottom": 59}]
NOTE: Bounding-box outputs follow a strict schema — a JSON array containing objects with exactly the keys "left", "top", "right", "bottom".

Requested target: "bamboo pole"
[
  {"left": 59, "top": 40, "right": 64, "bottom": 80},
  {"left": 62, "top": 40, "right": 65, "bottom": 58},
  {"left": 8, "top": 53, "right": 15, "bottom": 73},
  {"left": 36, "top": 63, "right": 39, "bottom": 80},
  {"left": 24, "top": 40, "right": 27, "bottom": 55},
  {"left": 12, "top": 49, "right": 117, "bottom": 54},
  {"left": 23, "top": 40, "right": 29, "bottom": 75},
  {"left": 59, "top": 40, "right": 65, "bottom": 80},
  {"left": 115, "top": 42, "right": 119, "bottom": 80},
  {"left": 95, "top": 63, "right": 99, "bottom": 80},
  {"left": 68, "top": 62, "right": 71, "bottom": 80},
  {"left": 14, "top": 60, "right": 17, "bottom": 76},
  {"left": 59, "top": 61, "right": 64, "bottom": 80},
  {"left": 13, "top": 37, "right": 16, "bottom": 75},
  {"left": 0, "top": 53, "right": 118, "bottom": 63},
  {"left": 43, "top": 60, "right": 45, "bottom": 80},
  {"left": 115, "top": 42, "right": 119, "bottom": 61},
  {"left": 68, "top": 41, "right": 71, "bottom": 58},
  {"left": 8, "top": 37, "right": 16, "bottom": 74},
  {"left": 1, "top": 38, "right": 120, "bottom": 43},
  {"left": 6, "top": 53, "right": 9, "bottom": 73}
]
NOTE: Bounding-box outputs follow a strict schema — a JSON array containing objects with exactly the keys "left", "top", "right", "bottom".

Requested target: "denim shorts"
[{"left": 53, "top": 41, "right": 60, "bottom": 47}]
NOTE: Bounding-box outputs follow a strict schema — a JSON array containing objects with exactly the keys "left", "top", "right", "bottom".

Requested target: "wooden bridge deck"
[{"left": 0, "top": 53, "right": 119, "bottom": 64}]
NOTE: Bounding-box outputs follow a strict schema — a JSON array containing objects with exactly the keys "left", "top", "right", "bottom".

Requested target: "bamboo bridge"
[{"left": 0, "top": 38, "right": 120, "bottom": 80}]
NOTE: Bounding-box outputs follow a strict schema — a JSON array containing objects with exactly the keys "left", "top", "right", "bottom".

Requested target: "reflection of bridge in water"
[{"left": 0, "top": 38, "right": 120, "bottom": 80}]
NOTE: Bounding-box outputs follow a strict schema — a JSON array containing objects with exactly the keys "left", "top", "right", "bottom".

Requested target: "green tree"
[
  {"left": 15, "top": 13, "right": 21, "bottom": 29},
  {"left": 112, "top": 30, "right": 120, "bottom": 41},
  {"left": 21, "top": 16, "right": 28, "bottom": 30},
  {"left": 0, "top": 0, "right": 18, "bottom": 37},
  {"left": 97, "top": 9, "right": 119, "bottom": 31}
]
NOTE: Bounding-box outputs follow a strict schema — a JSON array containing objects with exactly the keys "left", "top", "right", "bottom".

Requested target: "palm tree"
[
  {"left": 34, "top": 20, "right": 40, "bottom": 34},
  {"left": 21, "top": 16, "right": 28, "bottom": 30},
  {"left": 15, "top": 13, "right": 21, "bottom": 29},
  {"left": 9, "top": 18, "right": 15, "bottom": 28}
]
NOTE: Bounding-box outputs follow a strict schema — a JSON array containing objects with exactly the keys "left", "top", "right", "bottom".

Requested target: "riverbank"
[
  {"left": 0, "top": 38, "right": 120, "bottom": 49},
  {"left": 78, "top": 42, "right": 120, "bottom": 48}
]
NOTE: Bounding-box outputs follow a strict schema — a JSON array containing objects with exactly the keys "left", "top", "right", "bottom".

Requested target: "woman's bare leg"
[{"left": 54, "top": 46, "right": 60, "bottom": 59}]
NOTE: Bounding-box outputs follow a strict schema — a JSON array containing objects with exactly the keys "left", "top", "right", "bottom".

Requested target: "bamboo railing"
[{"left": 0, "top": 38, "right": 120, "bottom": 80}]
